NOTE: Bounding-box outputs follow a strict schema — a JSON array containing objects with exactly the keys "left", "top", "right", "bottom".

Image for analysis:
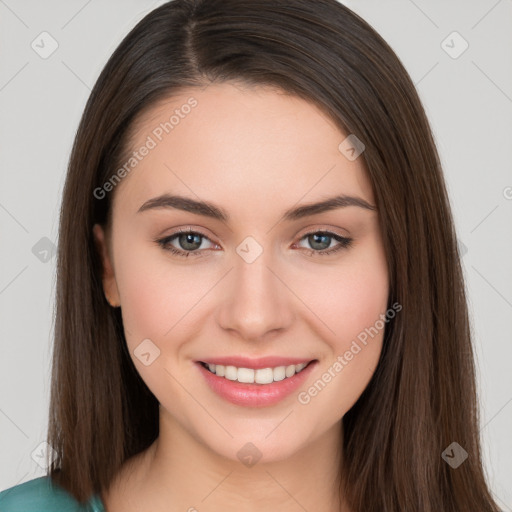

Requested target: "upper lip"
[{"left": 198, "top": 356, "right": 316, "bottom": 370}]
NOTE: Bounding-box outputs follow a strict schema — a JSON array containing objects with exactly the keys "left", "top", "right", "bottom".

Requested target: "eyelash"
[{"left": 155, "top": 227, "right": 353, "bottom": 258}]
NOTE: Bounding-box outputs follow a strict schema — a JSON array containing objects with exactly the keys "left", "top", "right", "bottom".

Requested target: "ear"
[{"left": 93, "top": 223, "right": 121, "bottom": 307}]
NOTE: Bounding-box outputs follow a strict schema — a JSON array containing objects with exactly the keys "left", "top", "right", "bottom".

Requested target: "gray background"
[{"left": 1, "top": 0, "right": 511, "bottom": 508}]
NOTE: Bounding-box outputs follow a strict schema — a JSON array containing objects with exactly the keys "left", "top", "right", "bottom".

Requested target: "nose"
[{"left": 216, "top": 249, "right": 294, "bottom": 342}]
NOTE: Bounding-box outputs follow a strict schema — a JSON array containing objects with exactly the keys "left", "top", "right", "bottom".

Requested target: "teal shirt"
[{"left": 0, "top": 476, "right": 106, "bottom": 511}]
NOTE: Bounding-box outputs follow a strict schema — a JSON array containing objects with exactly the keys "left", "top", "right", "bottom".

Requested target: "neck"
[{"left": 103, "top": 409, "right": 349, "bottom": 512}]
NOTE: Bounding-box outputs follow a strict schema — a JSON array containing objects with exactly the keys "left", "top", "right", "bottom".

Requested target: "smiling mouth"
[{"left": 198, "top": 360, "right": 317, "bottom": 385}]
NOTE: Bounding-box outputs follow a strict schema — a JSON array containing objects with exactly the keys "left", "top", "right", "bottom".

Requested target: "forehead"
[{"left": 113, "top": 82, "right": 374, "bottom": 217}]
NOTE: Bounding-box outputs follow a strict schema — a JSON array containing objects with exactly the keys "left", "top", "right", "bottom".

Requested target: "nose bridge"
[{"left": 216, "top": 242, "right": 293, "bottom": 340}]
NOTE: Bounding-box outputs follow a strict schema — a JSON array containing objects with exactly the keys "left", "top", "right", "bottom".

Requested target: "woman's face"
[{"left": 94, "top": 82, "right": 389, "bottom": 463}]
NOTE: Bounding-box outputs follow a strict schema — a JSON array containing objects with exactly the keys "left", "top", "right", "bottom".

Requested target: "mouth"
[
  {"left": 195, "top": 358, "right": 319, "bottom": 407},
  {"left": 198, "top": 359, "right": 317, "bottom": 385}
]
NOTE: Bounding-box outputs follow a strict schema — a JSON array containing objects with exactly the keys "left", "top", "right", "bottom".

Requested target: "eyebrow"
[{"left": 137, "top": 193, "right": 376, "bottom": 222}]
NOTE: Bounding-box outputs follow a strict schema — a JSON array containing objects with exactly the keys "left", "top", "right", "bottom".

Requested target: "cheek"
[
  {"left": 117, "top": 263, "right": 170, "bottom": 340},
  {"left": 291, "top": 244, "right": 388, "bottom": 413},
  {"left": 292, "top": 245, "right": 389, "bottom": 344},
  {"left": 112, "top": 248, "right": 206, "bottom": 399},
  {"left": 114, "top": 240, "right": 204, "bottom": 340},
  {"left": 334, "top": 267, "right": 388, "bottom": 342}
]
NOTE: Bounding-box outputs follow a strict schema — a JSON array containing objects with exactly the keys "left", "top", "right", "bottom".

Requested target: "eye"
[
  {"left": 155, "top": 228, "right": 217, "bottom": 258},
  {"left": 295, "top": 230, "right": 353, "bottom": 256},
  {"left": 155, "top": 228, "right": 353, "bottom": 258}
]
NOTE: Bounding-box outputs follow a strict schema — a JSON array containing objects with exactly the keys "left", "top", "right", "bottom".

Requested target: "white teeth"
[
  {"left": 273, "top": 366, "right": 286, "bottom": 381},
  {"left": 238, "top": 367, "right": 255, "bottom": 383},
  {"left": 203, "top": 361, "right": 311, "bottom": 384},
  {"left": 225, "top": 366, "right": 238, "bottom": 381},
  {"left": 285, "top": 365, "right": 296, "bottom": 377},
  {"left": 255, "top": 367, "right": 273, "bottom": 384}
]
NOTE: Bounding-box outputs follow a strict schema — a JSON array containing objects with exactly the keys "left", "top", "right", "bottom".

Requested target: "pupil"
[
  {"left": 310, "top": 233, "right": 330, "bottom": 250},
  {"left": 181, "top": 233, "right": 201, "bottom": 250}
]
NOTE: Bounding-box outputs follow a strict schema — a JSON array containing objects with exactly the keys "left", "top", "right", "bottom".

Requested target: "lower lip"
[{"left": 195, "top": 361, "right": 318, "bottom": 407}]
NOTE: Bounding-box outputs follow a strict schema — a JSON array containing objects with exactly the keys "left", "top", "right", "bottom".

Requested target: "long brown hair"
[{"left": 47, "top": 0, "right": 500, "bottom": 509}]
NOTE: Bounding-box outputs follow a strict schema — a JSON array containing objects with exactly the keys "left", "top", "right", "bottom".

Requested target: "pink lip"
[
  {"left": 195, "top": 360, "right": 318, "bottom": 408},
  {"left": 197, "top": 356, "right": 314, "bottom": 370}
]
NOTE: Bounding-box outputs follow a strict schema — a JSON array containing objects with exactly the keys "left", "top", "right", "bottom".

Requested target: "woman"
[{"left": 0, "top": 0, "right": 501, "bottom": 510}]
